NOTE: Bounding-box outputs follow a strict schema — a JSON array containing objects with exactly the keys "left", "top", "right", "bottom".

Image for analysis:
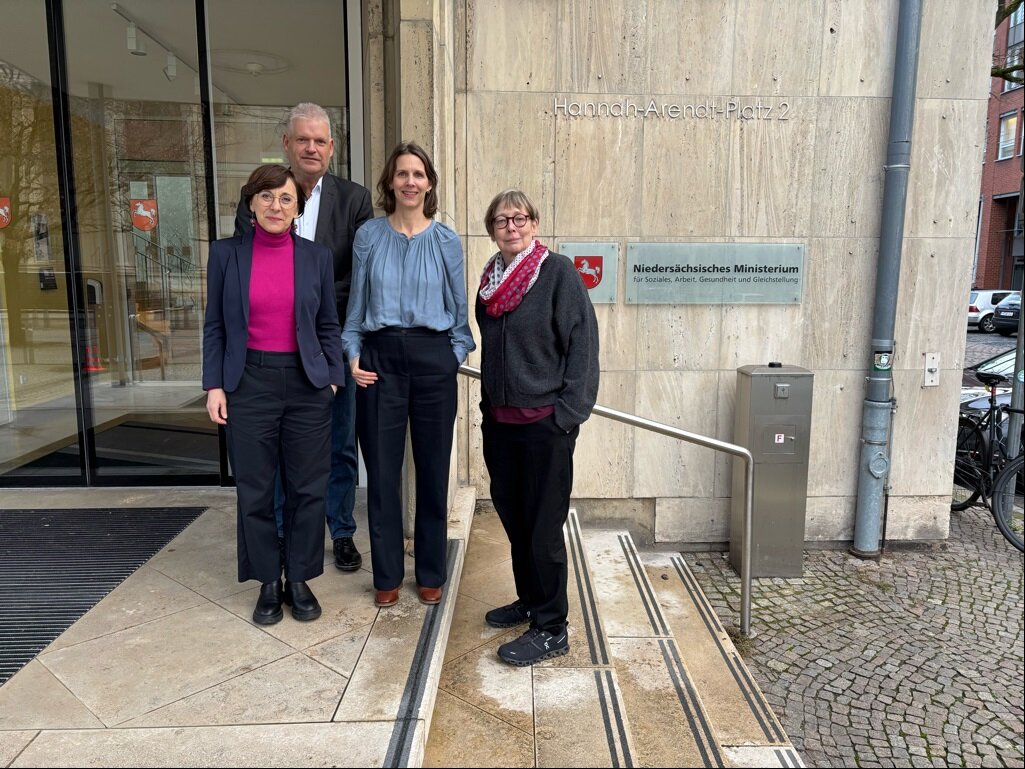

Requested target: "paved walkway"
[{"left": 686, "top": 506, "right": 1024, "bottom": 768}]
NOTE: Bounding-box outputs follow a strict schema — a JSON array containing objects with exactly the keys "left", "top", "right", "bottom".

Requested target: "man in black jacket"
[{"left": 235, "top": 102, "right": 373, "bottom": 572}]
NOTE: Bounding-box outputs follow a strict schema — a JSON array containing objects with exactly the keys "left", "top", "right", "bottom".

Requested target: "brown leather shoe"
[
  {"left": 374, "top": 588, "right": 400, "bottom": 607},
  {"left": 418, "top": 585, "right": 443, "bottom": 605}
]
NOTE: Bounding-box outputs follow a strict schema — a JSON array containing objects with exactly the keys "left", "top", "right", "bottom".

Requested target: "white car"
[{"left": 968, "top": 289, "right": 1017, "bottom": 333}]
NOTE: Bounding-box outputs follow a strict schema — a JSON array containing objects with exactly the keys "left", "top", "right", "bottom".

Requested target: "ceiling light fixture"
[
  {"left": 163, "top": 52, "right": 177, "bottom": 81},
  {"left": 126, "top": 22, "right": 147, "bottom": 56}
]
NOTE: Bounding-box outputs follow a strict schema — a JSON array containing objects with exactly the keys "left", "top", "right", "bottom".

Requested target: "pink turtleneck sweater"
[{"left": 247, "top": 225, "right": 298, "bottom": 352}]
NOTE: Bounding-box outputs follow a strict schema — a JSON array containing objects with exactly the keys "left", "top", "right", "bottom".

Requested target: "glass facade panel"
[
  {"left": 206, "top": 0, "right": 351, "bottom": 238},
  {"left": 63, "top": 0, "right": 217, "bottom": 479},
  {"left": 0, "top": 1, "right": 81, "bottom": 480},
  {"left": 0, "top": 1, "right": 354, "bottom": 485}
]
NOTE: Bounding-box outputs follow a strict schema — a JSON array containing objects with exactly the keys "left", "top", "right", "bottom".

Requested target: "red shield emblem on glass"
[
  {"left": 0, "top": 197, "right": 11, "bottom": 230},
  {"left": 574, "top": 255, "right": 603, "bottom": 289},
  {"left": 130, "top": 199, "right": 158, "bottom": 231}
]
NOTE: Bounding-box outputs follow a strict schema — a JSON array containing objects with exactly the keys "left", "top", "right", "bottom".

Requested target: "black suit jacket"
[
  {"left": 202, "top": 233, "right": 345, "bottom": 392},
  {"left": 235, "top": 172, "right": 373, "bottom": 324}
]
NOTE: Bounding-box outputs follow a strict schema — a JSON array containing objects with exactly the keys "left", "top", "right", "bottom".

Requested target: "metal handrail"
[{"left": 459, "top": 364, "right": 755, "bottom": 637}]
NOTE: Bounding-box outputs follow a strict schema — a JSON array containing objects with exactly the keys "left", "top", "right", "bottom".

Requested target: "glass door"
[{"left": 61, "top": 0, "right": 217, "bottom": 480}]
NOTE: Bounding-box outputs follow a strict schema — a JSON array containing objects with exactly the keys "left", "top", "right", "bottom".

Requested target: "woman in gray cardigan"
[{"left": 475, "top": 189, "right": 599, "bottom": 666}]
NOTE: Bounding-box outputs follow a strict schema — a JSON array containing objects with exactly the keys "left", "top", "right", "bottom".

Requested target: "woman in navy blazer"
[{"left": 203, "top": 164, "right": 345, "bottom": 626}]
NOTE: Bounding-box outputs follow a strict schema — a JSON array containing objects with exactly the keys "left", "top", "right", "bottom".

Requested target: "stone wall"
[{"left": 380, "top": 0, "right": 995, "bottom": 544}]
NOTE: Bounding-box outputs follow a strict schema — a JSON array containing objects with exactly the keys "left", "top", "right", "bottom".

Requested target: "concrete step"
[
  {"left": 0, "top": 485, "right": 477, "bottom": 768},
  {"left": 579, "top": 520, "right": 804, "bottom": 768},
  {"left": 426, "top": 509, "right": 805, "bottom": 768}
]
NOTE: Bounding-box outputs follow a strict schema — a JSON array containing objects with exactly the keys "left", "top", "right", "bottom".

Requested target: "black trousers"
[
  {"left": 482, "top": 412, "right": 579, "bottom": 634},
  {"left": 226, "top": 350, "right": 333, "bottom": 584},
  {"left": 357, "top": 328, "right": 458, "bottom": 590}
]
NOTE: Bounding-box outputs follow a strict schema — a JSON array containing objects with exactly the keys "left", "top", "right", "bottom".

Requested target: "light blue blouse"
[{"left": 342, "top": 217, "right": 476, "bottom": 362}]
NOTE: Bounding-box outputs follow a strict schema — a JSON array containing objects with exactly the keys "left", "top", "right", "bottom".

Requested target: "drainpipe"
[{"left": 852, "top": 0, "right": 923, "bottom": 558}]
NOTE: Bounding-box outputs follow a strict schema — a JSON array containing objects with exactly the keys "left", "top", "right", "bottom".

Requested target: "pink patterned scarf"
[{"left": 478, "top": 240, "right": 549, "bottom": 317}]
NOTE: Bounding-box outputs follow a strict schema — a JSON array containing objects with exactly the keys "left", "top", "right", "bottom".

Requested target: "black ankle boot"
[
  {"left": 283, "top": 580, "right": 322, "bottom": 621},
  {"left": 252, "top": 579, "right": 283, "bottom": 625}
]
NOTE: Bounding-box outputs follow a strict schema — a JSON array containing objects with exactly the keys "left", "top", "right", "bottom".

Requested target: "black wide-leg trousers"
[
  {"left": 356, "top": 328, "right": 458, "bottom": 591},
  {"left": 226, "top": 350, "right": 333, "bottom": 584},
  {"left": 481, "top": 412, "right": 579, "bottom": 635}
]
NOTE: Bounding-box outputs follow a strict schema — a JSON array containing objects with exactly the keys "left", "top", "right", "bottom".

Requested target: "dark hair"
[
  {"left": 375, "top": 141, "right": 438, "bottom": 218},
  {"left": 484, "top": 189, "right": 540, "bottom": 239},
  {"left": 241, "top": 164, "right": 306, "bottom": 218}
]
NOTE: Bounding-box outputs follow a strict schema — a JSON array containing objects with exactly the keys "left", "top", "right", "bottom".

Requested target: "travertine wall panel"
[
  {"left": 905, "top": 99, "right": 988, "bottom": 239},
  {"left": 655, "top": 497, "right": 730, "bottom": 543},
  {"left": 633, "top": 371, "right": 719, "bottom": 498},
  {"left": 554, "top": 114, "right": 643, "bottom": 236},
  {"left": 465, "top": 93, "right": 555, "bottom": 237},
  {"left": 635, "top": 302, "right": 722, "bottom": 372},
  {"left": 640, "top": 113, "right": 733, "bottom": 237},
  {"left": 572, "top": 372, "right": 635, "bottom": 498},
  {"left": 399, "top": 21, "right": 435, "bottom": 143},
  {"left": 592, "top": 301, "right": 637, "bottom": 373},
  {"left": 915, "top": 0, "right": 995, "bottom": 100},
  {"left": 712, "top": 373, "right": 737, "bottom": 499},
  {"left": 893, "top": 237, "right": 973, "bottom": 370},
  {"left": 801, "top": 238, "right": 877, "bottom": 370},
  {"left": 730, "top": 98, "right": 817, "bottom": 237},
  {"left": 806, "top": 370, "right": 867, "bottom": 498},
  {"left": 819, "top": 0, "right": 899, "bottom": 97},
  {"left": 883, "top": 496, "right": 950, "bottom": 541},
  {"left": 805, "top": 496, "right": 856, "bottom": 541},
  {"left": 466, "top": 0, "right": 557, "bottom": 92},
  {"left": 809, "top": 98, "right": 888, "bottom": 238},
  {"left": 888, "top": 373, "right": 961, "bottom": 498},
  {"left": 731, "top": 0, "right": 825, "bottom": 96},
  {"left": 646, "top": 0, "right": 734, "bottom": 94},
  {"left": 718, "top": 304, "right": 804, "bottom": 371},
  {"left": 556, "top": 0, "right": 649, "bottom": 93}
]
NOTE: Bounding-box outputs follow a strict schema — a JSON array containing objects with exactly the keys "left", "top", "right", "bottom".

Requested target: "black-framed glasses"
[
  {"left": 492, "top": 213, "right": 530, "bottom": 230},
  {"left": 256, "top": 191, "right": 297, "bottom": 208}
]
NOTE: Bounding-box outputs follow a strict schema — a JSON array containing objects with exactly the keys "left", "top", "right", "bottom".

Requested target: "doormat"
[{"left": 0, "top": 506, "right": 206, "bottom": 685}]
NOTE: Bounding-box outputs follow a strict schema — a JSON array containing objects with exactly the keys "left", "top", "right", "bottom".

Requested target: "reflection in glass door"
[
  {"left": 0, "top": 1, "right": 83, "bottom": 481},
  {"left": 62, "top": 0, "right": 217, "bottom": 479}
]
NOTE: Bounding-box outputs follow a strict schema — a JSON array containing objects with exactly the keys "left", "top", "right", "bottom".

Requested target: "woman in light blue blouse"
[{"left": 342, "top": 141, "right": 474, "bottom": 608}]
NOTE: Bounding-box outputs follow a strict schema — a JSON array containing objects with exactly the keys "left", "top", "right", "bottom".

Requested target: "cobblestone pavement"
[
  {"left": 964, "top": 330, "right": 1016, "bottom": 368},
  {"left": 686, "top": 508, "right": 1024, "bottom": 768}
]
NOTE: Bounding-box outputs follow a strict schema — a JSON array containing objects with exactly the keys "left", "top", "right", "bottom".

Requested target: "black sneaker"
[
  {"left": 333, "top": 537, "right": 362, "bottom": 571},
  {"left": 497, "top": 627, "right": 569, "bottom": 666},
  {"left": 485, "top": 600, "right": 532, "bottom": 629}
]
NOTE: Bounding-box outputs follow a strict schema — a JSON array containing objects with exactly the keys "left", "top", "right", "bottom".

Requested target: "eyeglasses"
[
  {"left": 492, "top": 213, "right": 531, "bottom": 230},
  {"left": 256, "top": 191, "right": 297, "bottom": 208}
]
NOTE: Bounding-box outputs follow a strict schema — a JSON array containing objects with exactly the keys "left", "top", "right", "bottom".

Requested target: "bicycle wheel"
[
  {"left": 952, "top": 416, "right": 986, "bottom": 511},
  {"left": 990, "top": 454, "right": 1025, "bottom": 552}
]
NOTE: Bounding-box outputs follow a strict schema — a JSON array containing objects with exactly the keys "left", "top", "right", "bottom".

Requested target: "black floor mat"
[{"left": 0, "top": 507, "right": 206, "bottom": 685}]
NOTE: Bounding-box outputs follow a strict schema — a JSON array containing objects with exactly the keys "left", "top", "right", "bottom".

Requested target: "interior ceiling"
[{"left": 2, "top": 0, "right": 349, "bottom": 108}]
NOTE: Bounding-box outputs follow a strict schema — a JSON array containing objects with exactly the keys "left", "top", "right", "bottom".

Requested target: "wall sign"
[
  {"left": 626, "top": 243, "right": 804, "bottom": 304},
  {"left": 558, "top": 241, "right": 618, "bottom": 304}
]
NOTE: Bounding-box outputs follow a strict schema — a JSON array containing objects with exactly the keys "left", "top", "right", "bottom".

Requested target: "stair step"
[{"left": 641, "top": 552, "right": 789, "bottom": 748}]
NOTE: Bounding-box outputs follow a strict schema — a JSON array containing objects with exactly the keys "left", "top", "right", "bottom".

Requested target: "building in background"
[
  {"left": 974, "top": 4, "right": 1024, "bottom": 290},
  {"left": 0, "top": 2, "right": 997, "bottom": 548}
]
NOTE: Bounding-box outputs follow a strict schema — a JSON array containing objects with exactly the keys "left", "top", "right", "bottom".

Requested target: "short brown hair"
[
  {"left": 484, "top": 189, "right": 540, "bottom": 238},
  {"left": 376, "top": 141, "right": 439, "bottom": 218},
  {"left": 241, "top": 164, "right": 306, "bottom": 218}
]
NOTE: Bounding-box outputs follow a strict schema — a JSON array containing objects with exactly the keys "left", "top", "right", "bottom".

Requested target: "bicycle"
[{"left": 950, "top": 369, "right": 1025, "bottom": 552}]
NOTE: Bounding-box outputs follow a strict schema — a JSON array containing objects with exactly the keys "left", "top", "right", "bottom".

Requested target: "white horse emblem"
[
  {"left": 130, "top": 199, "right": 158, "bottom": 231},
  {"left": 0, "top": 204, "right": 10, "bottom": 229},
  {"left": 575, "top": 256, "right": 603, "bottom": 289}
]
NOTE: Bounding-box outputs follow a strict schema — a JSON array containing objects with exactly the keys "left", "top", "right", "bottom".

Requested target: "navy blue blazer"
[{"left": 202, "top": 232, "right": 346, "bottom": 392}]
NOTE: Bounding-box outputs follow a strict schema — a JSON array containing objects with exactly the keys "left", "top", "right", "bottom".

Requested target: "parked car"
[
  {"left": 961, "top": 346, "right": 1015, "bottom": 404},
  {"left": 968, "top": 289, "right": 1017, "bottom": 333},
  {"left": 993, "top": 293, "right": 1020, "bottom": 336}
]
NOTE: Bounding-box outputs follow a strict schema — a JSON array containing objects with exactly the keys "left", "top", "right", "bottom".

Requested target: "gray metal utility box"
[{"left": 730, "top": 363, "right": 813, "bottom": 578}]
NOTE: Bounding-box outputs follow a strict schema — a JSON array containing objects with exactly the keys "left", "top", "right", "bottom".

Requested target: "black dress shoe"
[
  {"left": 252, "top": 580, "right": 283, "bottom": 625},
  {"left": 283, "top": 580, "right": 322, "bottom": 621},
  {"left": 333, "top": 537, "right": 362, "bottom": 571}
]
